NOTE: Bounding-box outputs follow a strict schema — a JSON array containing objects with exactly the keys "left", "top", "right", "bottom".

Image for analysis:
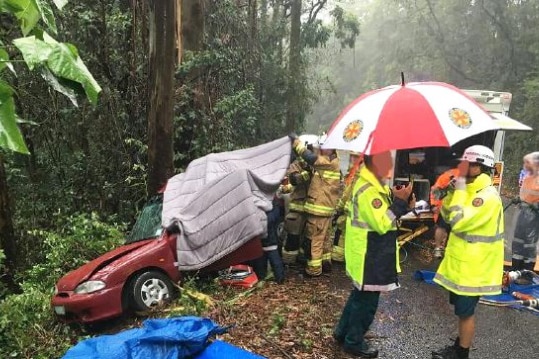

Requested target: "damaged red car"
[{"left": 51, "top": 196, "right": 263, "bottom": 323}]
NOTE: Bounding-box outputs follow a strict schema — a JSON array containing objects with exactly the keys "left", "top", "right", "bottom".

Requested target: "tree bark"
[
  {"left": 0, "top": 154, "right": 19, "bottom": 291},
  {"left": 285, "top": 0, "right": 302, "bottom": 133},
  {"left": 147, "top": 0, "right": 176, "bottom": 196}
]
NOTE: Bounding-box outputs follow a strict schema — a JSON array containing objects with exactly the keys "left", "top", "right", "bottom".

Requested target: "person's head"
[
  {"left": 459, "top": 145, "right": 495, "bottom": 178},
  {"left": 364, "top": 151, "right": 393, "bottom": 182},
  {"left": 523, "top": 152, "right": 539, "bottom": 174},
  {"left": 348, "top": 151, "right": 363, "bottom": 170}
]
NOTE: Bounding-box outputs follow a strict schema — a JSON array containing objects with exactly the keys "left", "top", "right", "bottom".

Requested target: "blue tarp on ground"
[
  {"left": 62, "top": 316, "right": 228, "bottom": 359},
  {"left": 414, "top": 270, "right": 539, "bottom": 316},
  {"left": 196, "top": 340, "right": 267, "bottom": 359}
]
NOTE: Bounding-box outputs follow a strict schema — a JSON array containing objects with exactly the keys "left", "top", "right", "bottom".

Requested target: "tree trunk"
[
  {"left": 285, "top": 0, "right": 302, "bottom": 133},
  {"left": 176, "top": 0, "right": 182, "bottom": 65},
  {"left": 147, "top": 0, "right": 176, "bottom": 196},
  {"left": 0, "top": 154, "right": 19, "bottom": 291},
  {"left": 182, "top": 0, "right": 205, "bottom": 53}
]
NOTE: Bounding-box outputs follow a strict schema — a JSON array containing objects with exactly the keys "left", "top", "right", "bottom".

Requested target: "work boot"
[
  {"left": 343, "top": 342, "right": 378, "bottom": 358},
  {"left": 322, "top": 260, "right": 333, "bottom": 273},
  {"left": 432, "top": 338, "right": 469, "bottom": 359}
]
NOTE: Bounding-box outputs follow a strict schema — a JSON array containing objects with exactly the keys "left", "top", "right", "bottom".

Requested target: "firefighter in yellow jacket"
[
  {"left": 293, "top": 134, "right": 341, "bottom": 277},
  {"left": 281, "top": 157, "right": 312, "bottom": 264},
  {"left": 334, "top": 151, "right": 414, "bottom": 358},
  {"left": 332, "top": 152, "right": 363, "bottom": 262},
  {"left": 432, "top": 145, "right": 504, "bottom": 359}
]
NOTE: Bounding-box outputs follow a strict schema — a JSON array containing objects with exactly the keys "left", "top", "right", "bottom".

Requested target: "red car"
[{"left": 51, "top": 196, "right": 263, "bottom": 323}]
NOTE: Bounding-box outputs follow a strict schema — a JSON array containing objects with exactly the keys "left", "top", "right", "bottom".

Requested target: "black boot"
[
  {"left": 266, "top": 250, "right": 285, "bottom": 284},
  {"left": 432, "top": 338, "right": 469, "bottom": 359}
]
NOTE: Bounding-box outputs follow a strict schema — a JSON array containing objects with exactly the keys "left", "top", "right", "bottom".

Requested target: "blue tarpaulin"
[
  {"left": 62, "top": 316, "right": 228, "bottom": 359},
  {"left": 196, "top": 340, "right": 267, "bottom": 359},
  {"left": 414, "top": 270, "right": 539, "bottom": 316}
]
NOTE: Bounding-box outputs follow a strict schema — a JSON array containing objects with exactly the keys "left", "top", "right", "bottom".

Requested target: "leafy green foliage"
[
  {"left": 0, "top": 286, "right": 75, "bottom": 359},
  {"left": 0, "top": 81, "right": 29, "bottom": 153},
  {"left": 22, "top": 213, "right": 125, "bottom": 291},
  {"left": 1, "top": 0, "right": 101, "bottom": 154}
]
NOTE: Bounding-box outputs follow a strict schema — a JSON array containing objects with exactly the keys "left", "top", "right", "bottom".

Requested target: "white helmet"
[
  {"left": 298, "top": 134, "right": 318, "bottom": 147},
  {"left": 317, "top": 133, "right": 328, "bottom": 146},
  {"left": 460, "top": 145, "right": 495, "bottom": 168}
]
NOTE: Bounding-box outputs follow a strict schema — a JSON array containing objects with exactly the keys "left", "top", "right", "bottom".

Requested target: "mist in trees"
[{"left": 306, "top": 0, "right": 539, "bottom": 179}]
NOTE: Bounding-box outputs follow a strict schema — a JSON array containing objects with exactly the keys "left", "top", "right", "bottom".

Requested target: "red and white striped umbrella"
[{"left": 322, "top": 81, "right": 500, "bottom": 155}]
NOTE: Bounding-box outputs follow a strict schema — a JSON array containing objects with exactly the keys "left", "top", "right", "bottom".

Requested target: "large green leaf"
[
  {"left": 52, "top": 0, "right": 67, "bottom": 10},
  {"left": 14, "top": 33, "right": 101, "bottom": 104},
  {"left": 5, "top": 0, "right": 40, "bottom": 36},
  {"left": 0, "top": 81, "right": 29, "bottom": 154},
  {"left": 46, "top": 41, "right": 101, "bottom": 105},
  {"left": 35, "top": 0, "right": 57, "bottom": 34},
  {"left": 0, "top": 48, "right": 8, "bottom": 72},
  {"left": 12, "top": 36, "right": 52, "bottom": 70},
  {"left": 40, "top": 67, "right": 79, "bottom": 107}
]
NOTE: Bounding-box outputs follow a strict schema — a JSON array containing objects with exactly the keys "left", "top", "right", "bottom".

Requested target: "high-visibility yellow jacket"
[
  {"left": 434, "top": 173, "right": 504, "bottom": 296},
  {"left": 285, "top": 159, "right": 311, "bottom": 213},
  {"left": 345, "top": 166, "right": 409, "bottom": 291}
]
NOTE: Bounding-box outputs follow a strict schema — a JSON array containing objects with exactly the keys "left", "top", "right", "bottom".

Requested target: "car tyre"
[{"left": 129, "top": 270, "right": 177, "bottom": 312}]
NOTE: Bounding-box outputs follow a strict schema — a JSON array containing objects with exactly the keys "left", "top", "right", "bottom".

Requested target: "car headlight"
[
  {"left": 74, "top": 280, "right": 106, "bottom": 294},
  {"left": 54, "top": 285, "right": 58, "bottom": 295}
]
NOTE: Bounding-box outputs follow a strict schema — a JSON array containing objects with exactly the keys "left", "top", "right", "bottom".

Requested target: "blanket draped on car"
[{"left": 162, "top": 137, "right": 292, "bottom": 271}]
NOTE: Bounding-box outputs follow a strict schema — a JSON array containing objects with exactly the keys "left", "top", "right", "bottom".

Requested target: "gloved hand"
[
  {"left": 289, "top": 172, "right": 302, "bottom": 186},
  {"left": 392, "top": 183, "right": 413, "bottom": 202}
]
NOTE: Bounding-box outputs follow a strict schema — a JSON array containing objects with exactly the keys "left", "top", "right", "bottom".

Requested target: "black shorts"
[
  {"left": 449, "top": 292, "right": 479, "bottom": 318},
  {"left": 436, "top": 216, "right": 451, "bottom": 233}
]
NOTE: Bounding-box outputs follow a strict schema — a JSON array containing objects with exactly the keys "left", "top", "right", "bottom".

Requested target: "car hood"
[{"left": 55, "top": 239, "right": 155, "bottom": 291}]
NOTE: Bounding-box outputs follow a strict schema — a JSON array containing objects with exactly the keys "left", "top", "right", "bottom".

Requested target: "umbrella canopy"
[{"left": 322, "top": 81, "right": 501, "bottom": 155}]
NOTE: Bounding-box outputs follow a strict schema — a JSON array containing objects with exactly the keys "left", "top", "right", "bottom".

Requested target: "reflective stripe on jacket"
[
  {"left": 345, "top": 166, "right": 401, "bottom": 292},
  {"left": 287, "top": 160, "right": 311, "bottom": 213},
  {"left": 304, "top": 155, "right": 341, "bottom": 217},
  {"left": 434, "top": 173, "right": 504, "bottom": 296}
]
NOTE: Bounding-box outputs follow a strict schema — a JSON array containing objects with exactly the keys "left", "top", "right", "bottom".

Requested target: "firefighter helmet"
[
  {"left": 460, "top": 145, "right": 495, "bottom": 168},
  {"left": 298, "top": 134, "right": 319, "bottom": 147}
]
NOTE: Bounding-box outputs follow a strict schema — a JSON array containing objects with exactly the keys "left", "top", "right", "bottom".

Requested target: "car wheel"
[{"left": 129, "top": 270, "right": 177, "bottom": 311}]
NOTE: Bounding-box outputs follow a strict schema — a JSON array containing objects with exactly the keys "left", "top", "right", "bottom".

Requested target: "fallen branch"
[{"left": 261, "top": 334, "right": 294, "bottom": 359}]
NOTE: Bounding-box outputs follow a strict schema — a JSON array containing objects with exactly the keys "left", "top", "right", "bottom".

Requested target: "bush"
[
  {"left": 0, "top": 286, "right": 77, "bottom": 359},
  {"left": 22, "top": 213, "right": 126, "bottom": 291},
  {"left": 0, "top": 214, "right": 125, "bottom": 358}
]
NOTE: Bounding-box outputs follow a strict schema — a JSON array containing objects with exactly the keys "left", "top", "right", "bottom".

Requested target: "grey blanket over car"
[{"left": 162, "top": 137, "right": 292, "bottom": 271}]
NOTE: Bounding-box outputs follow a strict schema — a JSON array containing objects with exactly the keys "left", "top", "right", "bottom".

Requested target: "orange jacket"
[
  {"left": 520, "top": 174, "right": 539, "bottom": 204},
  {"left": 430, "top": 168, "right": 460, "bottom": 221}
]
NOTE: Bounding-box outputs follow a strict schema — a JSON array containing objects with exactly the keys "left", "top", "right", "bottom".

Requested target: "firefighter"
[
  {"left": 431, "top": 145, "right": 504, "bottom": 359},
  {"left": 430, "top": 166, "right": 460, "bottom": 259},
  {"left": 281, "top": 147, "right": 313, "bottom": 265},
  {"left": 333, "top": 151, "right": 414, "bottom": 358},
  {"left": 331, "top": 151, "right": 363, "bottom": 263},
  {"left": 292, "top": 133, "right": 341, "bottom": 277},
  {"left": 511, "top": 151, "right": 539, "bottom": 277}
]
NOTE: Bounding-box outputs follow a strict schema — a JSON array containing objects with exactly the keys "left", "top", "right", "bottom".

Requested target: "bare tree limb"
[{"left": 306, "top": 0, "right": 327, "bottom": 25}]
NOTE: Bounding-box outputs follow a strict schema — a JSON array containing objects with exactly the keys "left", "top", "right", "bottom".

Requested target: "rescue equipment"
[{"left": 218, "top": 265, "right": 258, "bottom": 288}]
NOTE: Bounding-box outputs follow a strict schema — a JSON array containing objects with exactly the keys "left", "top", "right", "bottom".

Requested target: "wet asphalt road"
[
  {"left": 356, "top": 256, "right": 539, "bottom": 359},
  {"left": 334, "top": 200, "right": 539, "bottom": 359}
]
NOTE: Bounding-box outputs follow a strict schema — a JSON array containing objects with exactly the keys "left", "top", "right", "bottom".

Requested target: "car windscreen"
[{"left": 126, "top": 196, "right": 163, "bottom": 244}]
